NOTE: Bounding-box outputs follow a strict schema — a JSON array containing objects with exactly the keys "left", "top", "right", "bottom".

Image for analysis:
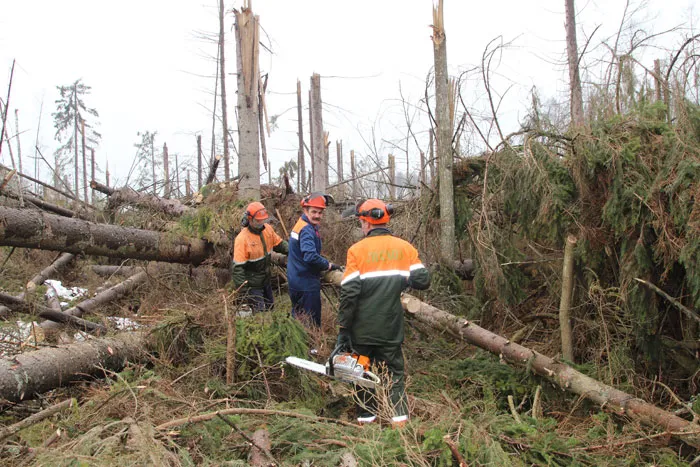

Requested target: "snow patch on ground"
[{"left": 45, "top": 279, "right": 87, "bottom": 303}]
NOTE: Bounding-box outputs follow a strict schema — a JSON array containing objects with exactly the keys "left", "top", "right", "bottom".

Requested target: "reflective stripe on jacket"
[
  {"left": 287, "top": 214, "right": 329, "bottom": 291},
  {"left": 232, "top": 224, "right": 288, "bottom": 289},
  {"left": 338, "top": 228, "right": 430, "bottom": 345}
]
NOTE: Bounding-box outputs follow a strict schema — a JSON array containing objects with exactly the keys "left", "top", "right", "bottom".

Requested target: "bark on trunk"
[
  {"left": 565, "top": 0, "right": 585, "bottom": 126},
  {"left": 310, "top": 73, "right": 326, "bottom": 192},
  {"left": 248, "top": 428, "right": 273, "bottom": 467},
  {"left": 559, "top": 234, "right": 576, "bottom": 361},
  {"left": 26, "top": 252, "right": 75, "bottom": 290},
  {"left": 235, "top": 7, "right": 261, "bottom": 199},
  {"left": 399, "top": 294, "right": 700, "bottom": 449},
  {"left": 0, "top": 332, "right": 145, "bottom": 402},
  {"left": 163, "top": 142, "right": 170, "bottom": 198},
  {"left": 1, "top": 189, "right": 83, "bottom": 219},
  {"left": 91, "top": 180, "right": 192, "bottom": 216},
  {"left": 219, "top": 0, "right": 230, "bottom": 181},
  {"left": 296, "top": 80, "right": 305, "bottom": 193},
  {"left": 0, "top": 206, "right": 213, "bottom": 264},
  {"left": 432, "top": 0, "right": 455, "bottom": 263},
  {"left": 197, "top": 135, "right": 203, "bottom": 190},
  {"left": 38, "top": 308, "right": 107, "bottom": 334}
]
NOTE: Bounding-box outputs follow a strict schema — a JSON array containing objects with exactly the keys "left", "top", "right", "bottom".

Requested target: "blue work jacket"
[{"left": 287, "top": 214, "right": 329, "bottom": 291}]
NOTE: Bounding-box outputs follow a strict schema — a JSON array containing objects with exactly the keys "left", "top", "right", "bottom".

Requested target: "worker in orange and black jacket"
[
  {"left": 231, "top": 202, "right": 289, "bottom": 311},
  {"left": 336, "top": 199, "right": 430, "bottom": 427}
]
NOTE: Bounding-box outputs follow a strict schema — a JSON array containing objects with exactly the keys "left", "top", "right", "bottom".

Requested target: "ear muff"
[
  {"left": 360, "top": 208, "right": 385, "bottom": 219},
  {"left": 385, "top": 204, "right": 394, "bottom": 216},
  {"left": 241, "top": 212, "right": 250, "bottom": 227}
]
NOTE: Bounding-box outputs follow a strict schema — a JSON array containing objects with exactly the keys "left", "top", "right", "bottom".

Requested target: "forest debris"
[
  {"left": 156, "top": 407, "right": 361, "bottom": 432},
  {"left": 91, "top": 180, "right": 193, "bottom": 216},
  {"left": 443, "top": 434, "right": 468, "bottom": 467},
  {"left": 41, "top": 271, "right": 147, "bottom": 330},
  {"left": 0, "top": 398, "right": 74, "bottom": 442},
  {"left": 634, "top": 277, "right": 700, "bottom": 324},
  {"left": 213, "top": 414, "right": 277, "bottom": 467},
  {"left": 399, "top": 294, "right": 700, "bottom": 449},
  {"left": 0, "top": 332, "right": 145, "bottom": 402}
]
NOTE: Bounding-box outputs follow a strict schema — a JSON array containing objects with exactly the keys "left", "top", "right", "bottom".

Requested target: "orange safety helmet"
[
  {"left": 245, "top": 202, "right": 269, "bottom": 222},
  {"left": 300, "top": 192, "right": 333, "bottom": 209},
  {"left": 356, "top": 198, "right": 394, "bottom": 224}
]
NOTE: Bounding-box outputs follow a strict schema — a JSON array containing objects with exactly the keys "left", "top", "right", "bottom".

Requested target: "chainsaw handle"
[{"left": 328, "top": 343, "right": 354, "bottom": 377}]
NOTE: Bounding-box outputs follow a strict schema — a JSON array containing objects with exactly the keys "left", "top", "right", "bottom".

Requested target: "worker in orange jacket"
[
  {"left": 232, "top": 202, "right": 288, "bottom": 311},
  {"left": 337, "top": 199, "right": 430, "bottom": 427}
]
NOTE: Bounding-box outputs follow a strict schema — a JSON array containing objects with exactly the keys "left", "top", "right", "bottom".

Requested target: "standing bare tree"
[
  {"left": 565, "top": 0, "right": 584, "bottom": 126},
  {"left": 163, "top": 142, "right": 170, "bottom": 198},
  {"left": 219, "top": 0, "right": 231, "bottom": 181},
  {"left": 310, "top": 73, "right": 327, "bottom": 192},
  {"left": 235, "top": 2, "right": 261, "bottom": 200},
  {"left": 432, "top": 0, "right": 455, "bottom": 262},
  {"left": 296, "top": 79, "right": 305, "bottom": 193}
]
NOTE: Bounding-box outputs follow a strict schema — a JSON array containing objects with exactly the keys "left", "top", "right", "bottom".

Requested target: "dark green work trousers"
[{"left": 352, "top": 343, "right": 407, "bottom": 420}]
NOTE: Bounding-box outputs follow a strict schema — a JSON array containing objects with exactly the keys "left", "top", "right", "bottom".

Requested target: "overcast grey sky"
[{"left": 0, "top": 0, "right": 695, "bottom": 190}]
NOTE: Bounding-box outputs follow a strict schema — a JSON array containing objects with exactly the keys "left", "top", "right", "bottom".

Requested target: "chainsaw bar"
[{"left": 285, "top": 356, "right": 379, "bottom": 389}]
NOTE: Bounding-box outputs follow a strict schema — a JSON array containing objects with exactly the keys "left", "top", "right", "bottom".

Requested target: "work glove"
[
  {"left": 329, "top": 263, "right": 344, "bottom": 272},
  {"left": 336, "top": 327, "right": 352, "bottom": 351}
]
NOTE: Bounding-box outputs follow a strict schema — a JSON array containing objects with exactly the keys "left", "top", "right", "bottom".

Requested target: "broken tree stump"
[{"left": 0, "top": 332, "right": 145, "bottom": 403}]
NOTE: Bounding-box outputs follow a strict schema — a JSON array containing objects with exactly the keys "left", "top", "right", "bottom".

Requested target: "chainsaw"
[{"left": 285, "top": 345, "right": 381, "bottom": 388}]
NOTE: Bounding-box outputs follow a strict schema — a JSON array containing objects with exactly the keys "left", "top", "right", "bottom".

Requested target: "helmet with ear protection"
[
  {"left": 241, "top": 201, "right": 269, "bottom": 227},
  {"left": 301, "top": 192, "right": 334, "bottom": 209},
  {"left": 356, "top": 199, "right": 393, "bottom": 224}
]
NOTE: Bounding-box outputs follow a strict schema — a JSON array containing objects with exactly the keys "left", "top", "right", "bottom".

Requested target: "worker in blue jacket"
[{"left": 287, "top": 192, "right": 341, "bottom": 327}]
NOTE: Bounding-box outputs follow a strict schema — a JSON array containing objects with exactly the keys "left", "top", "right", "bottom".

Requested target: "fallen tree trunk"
[
  {"left": 0, "top": 332, "right": 145, "bottom": 403},
  {"left": 0, "top": 398, "right": 74, "bottom": 442},
  {"left": 26, "top": 253, "right": 75, "bottom": 291},
  {"left": 1, "top": 189, "right": 87, "bottom": 219},
  {"left": 0, "top": 291, "right": 56, "bottom": 315},
  {"left": 38, "top": 309, "right": 107, "bottom": 334},
  {"left": 41, "top": 271, "right": 148, "bottom": 329},
  {"left": 91, "top": 264, "right": 231, "bottom": 288},
  {"left": 399, "top": 294, "right": 700, "bottom": 449},
  {"left": 0, "top": 206, "right": 214, "bottom": 265},
  {"left": 91, "top": 180, "right": 193, "bottom": 216}
]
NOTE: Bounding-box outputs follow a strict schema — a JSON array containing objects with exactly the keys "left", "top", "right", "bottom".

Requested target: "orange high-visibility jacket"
[
  {"left": 338, "top": 228, "right": 430, "bottom": 345},
  {"left": 232, "top": 224, "right": 288, "bottom": 289}
]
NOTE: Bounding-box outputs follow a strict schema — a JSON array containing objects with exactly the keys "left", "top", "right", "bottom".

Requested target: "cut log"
[
  {"left": 26, "top": 253, "right": 75, "bottom": 291},
  {"left": 91, "top": 180, "right": 192, "bottom": 216},
  {"left": 398, "top": 294, "right": 700, "bottom": 449},
  {"left": 0, "top": 206, "right": 214, "bottom": 265},
  {"left": 0, "top": 332, "right": 145, "bottom": 402}
]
